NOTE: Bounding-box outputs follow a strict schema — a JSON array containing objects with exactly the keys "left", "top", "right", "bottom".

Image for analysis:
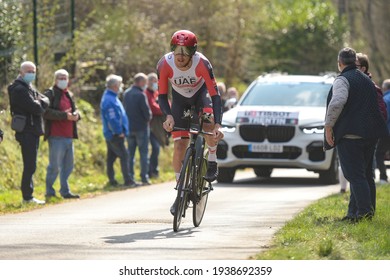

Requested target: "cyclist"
[{"left": 157, "top": 30, "right": 223, "bottom": 214}]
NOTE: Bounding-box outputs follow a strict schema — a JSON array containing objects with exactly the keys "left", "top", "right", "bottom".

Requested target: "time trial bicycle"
[{"left": 173, "top": 106, "right": 214, "bottom": 232}]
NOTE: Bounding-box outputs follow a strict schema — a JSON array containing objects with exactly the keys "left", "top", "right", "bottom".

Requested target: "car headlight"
[{"left": 299, "top": 123, "right": 325, "bottom": 134}]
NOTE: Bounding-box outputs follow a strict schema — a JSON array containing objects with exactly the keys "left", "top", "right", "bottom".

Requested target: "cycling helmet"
[{"left": 170, "top": 30, "right": 197, "bottom": 56}]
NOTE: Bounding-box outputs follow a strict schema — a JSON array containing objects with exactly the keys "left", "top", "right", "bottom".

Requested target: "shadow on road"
[
  {"left": 103, "top": 227, "right": 196, "bottom": 244},
  {"left": 216, "top": 176, "right": 331, "bottom": 189}
]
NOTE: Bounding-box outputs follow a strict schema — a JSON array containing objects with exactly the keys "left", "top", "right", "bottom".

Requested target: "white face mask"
[{"left": 57, "top": 80, "right": 68, "bottom": 90}]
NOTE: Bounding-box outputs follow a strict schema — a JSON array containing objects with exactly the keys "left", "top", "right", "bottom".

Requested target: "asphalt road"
[{"left": 0, "top": 169, "right": 339, "bottom": 260}]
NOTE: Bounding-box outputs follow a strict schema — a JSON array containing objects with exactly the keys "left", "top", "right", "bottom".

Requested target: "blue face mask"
[
  {"left": 152, "top": 82, "right": 158, "bottom": 91},
  {"left": 23, "top": 73, "right": 36, "bottom": 84}
]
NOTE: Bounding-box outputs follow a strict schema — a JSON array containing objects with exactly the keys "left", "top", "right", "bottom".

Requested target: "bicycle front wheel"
[
  {"left": 173, "top": 149, "right": 193, "bottom": 232},
  {"left": 192, "top": 137, "right": 209, "bottom": 227}
]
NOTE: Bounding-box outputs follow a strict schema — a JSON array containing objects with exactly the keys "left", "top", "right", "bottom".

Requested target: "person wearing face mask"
[
  {"left": 43, "top": 69, "right": 80, "bottom": 200},
  {"left": 8, "top": 61, "right": 49, "bottom": 205},
  {"left": 123, "top": 73, "right": 152, "bottom": 185},
  {"left": 101, "top": 74, "right": 136, "bottom": 187},
  {"left": 145, "top": 73, "right": 165, "bottom": 179}
]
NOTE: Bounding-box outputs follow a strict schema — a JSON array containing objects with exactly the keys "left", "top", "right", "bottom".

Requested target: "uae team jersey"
[{"left": 157, "top": 52, "right": 218, "bottom": 98}]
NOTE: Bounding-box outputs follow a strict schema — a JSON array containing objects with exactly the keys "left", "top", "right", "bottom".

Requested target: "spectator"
[
  {"left": 145, "top": 72, "right": 164, "bottom": 178},
  {"left": 325, "top": 47, "right": 388, "bottom": 222},
  {"left": 100, "top": 74, "right": 136, "bottom": 187},
  {"left": 356, "top": 53, "right": 387, "bottom": 121},
  {"left": 0, "top": 129, "right": 3, "bottom": 143},
  {"left": 43, "top": 69, "right": 80, "bottom": 200},
  {"left": 217, "top": 82, "right": 228, "bottom": 112},
  {"left": 355, "top": 53, "right": 389, "bottom": 184},
  {"left": 225, "top": 87, "right": 238, "bottom": 111},
  {"left": 8, "top": 61, "right": 49, "bottom": 204},
  {"left": 339, "top": 52, "right": 386, "bottom": 192},
  {"left": 375, "top": 79, "right": 390, "bottom": 184},
  {"left": 123, "top": 73, "right": 152, "bottom": 185}
]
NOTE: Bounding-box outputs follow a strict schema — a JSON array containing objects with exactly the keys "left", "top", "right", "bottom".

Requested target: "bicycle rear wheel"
[
  {"left": 173, "top": 149, "right": 193, "bottom": 232},
  {"left": 192, "top": 137, "right": 209, "bottom": 227}
]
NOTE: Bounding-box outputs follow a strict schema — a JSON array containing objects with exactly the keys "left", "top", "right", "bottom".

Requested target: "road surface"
[{"left": 0, "top": 169, "right": 339, "bottom": 260}]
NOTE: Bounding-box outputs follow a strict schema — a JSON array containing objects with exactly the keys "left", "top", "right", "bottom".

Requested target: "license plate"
[{"left": 249, "top": 144, "right": 283, "bottom": 153}]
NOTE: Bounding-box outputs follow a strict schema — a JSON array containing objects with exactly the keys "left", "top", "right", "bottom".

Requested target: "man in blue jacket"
[
  {"left": 100, "top": 74, "right": 136, "bottom": 187},
  {"left": 123, "top": 73, "right": 152, "bottom": 185}
]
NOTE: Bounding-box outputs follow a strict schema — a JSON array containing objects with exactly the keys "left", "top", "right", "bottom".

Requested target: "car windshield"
[{"left": 240, "top": 82, "right": 331, "bottom": 107}]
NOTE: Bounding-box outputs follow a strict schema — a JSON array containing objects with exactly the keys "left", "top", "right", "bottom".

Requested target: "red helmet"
[{"left": 170, "top": 30, "right": 198, "bottom": 56}]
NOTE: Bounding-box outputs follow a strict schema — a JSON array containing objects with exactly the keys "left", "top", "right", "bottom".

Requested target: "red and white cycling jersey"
[{"left": 157, "top": 52, "right": 218, "bottom": 98}]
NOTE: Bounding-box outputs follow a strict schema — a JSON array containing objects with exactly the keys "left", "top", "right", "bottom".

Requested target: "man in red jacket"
[
  {"left": 43, "top": 69, "right": 80, "bottom": 199},
  {"left": 145, "top": 73, "right": 163, "bottom": 178}
]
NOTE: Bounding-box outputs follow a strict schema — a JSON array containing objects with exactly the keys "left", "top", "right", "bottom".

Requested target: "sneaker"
[
  {"left": 62, "top": 193, "right": 80, "bottom": 199},
  {"left": 378, "top": 179, "right": 388, "bottom": 185},
  {"left": 124, "top": 181, "right": 139, "bottom": 188},
  {"left": 204, "top": 161, "right": 218, "bottom": 182},
  {"left": 340, "top": 189, "right": 346, "bottom": 194},
  {"left": 141, "top": 180, "right": 151, "bottom": 186},
  {"left": 170, "top": 197, "right": 179, "bottom": 216},
  {"left": 23, "top": 197, "right": 45, "bottom": 205}
]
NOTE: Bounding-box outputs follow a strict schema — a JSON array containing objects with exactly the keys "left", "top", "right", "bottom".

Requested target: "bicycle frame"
[{"left": 175, "top": 106, "right": 212, "bottom": 194}]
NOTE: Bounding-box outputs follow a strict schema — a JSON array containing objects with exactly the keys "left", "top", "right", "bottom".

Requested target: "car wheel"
[
  {"left": 254, "top": 167, "right": 273, "bottom": 178},
  {"left": 319, "top": 151, "right": 339, "bottom": 184},
  {"left": 217, "top": 167, "right": 236, "bottom": 183}
]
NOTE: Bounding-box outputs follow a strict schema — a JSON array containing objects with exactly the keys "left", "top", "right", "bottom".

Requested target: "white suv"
[{"left": 217, "top": 73, "right": 339, "bottom": 184}]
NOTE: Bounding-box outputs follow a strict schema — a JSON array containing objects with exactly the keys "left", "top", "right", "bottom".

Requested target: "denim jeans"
[
  {"left": 45, "top": 137, "right": 74, "bottom": 196},
  {"left": 15, "top": 132, "right": 40, "bottom": 200},
  {"left": 106, "top": 136, "right": 131, "bottom": 184},
  {"left": 337, "top": 138, "right": 377, "bottom": 217},
  {"left": 149, "top": 131, "right": 160, "bottom": 176},
  {"left": 128, "top": 128, "right": 150, "bottom": 182}
]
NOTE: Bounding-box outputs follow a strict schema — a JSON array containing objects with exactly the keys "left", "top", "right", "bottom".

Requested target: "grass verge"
[{"left": 254, "top": 185, "right": 390, "bottom": 260}]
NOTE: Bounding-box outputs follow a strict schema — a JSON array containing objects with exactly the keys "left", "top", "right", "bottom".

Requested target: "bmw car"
[{"left": 217, "top": 73, "right": 339, "bottom": 184}]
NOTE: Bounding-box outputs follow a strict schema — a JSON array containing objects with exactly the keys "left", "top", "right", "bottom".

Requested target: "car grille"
[
  {"left": 232, "top": 145, "right": 302, "bottom": 159},
  {"left": 239, "top": 125, "right": 295, "bottom": 143}
]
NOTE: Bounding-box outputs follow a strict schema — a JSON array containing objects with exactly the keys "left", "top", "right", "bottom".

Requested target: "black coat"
[
  {"left": 326, "top": 65, "right": 388, "bottom": 145},
  {"left": 8, "top": 78, "right": 49, "bottom": 136}
]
